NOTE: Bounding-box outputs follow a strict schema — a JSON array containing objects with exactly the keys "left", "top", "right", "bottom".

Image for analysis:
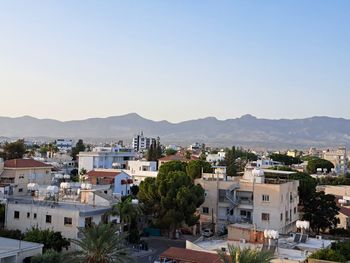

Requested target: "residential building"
[
  {"left": 195, "top": 165, "right": 299, "bottom": 235},
  {"left": 85, "top": 169, "right": 133, "bottom": 196},
  {"left": 287, "top": 150, "right": 300, "bottom": 158},
  {"left": 0, "top": 237, "right": 43, "bottom": 263},
  {"left": 5, "top": 184, "right": 117, "bottom": 249},
  {"left": 78, "top": 146, "right": 135, "bottom": 172},
  {"left": 55, "top": 139, "right": 73, "bottom": 152},
  {"left": 132, "top": 131, "right": 156, "bottom": 152},
  {"left": 0, "top": 159, "right": 52, "bottom": 196},
  {"left": 322, "top": 147, "right": 348, "bottom": 174},
  {"left": 206, "top": 151, "right": 225, "bottom": 165},
  {"left": 124, "top": 160, "right": 158, "bottom": 183},
  {"left": 158, "top": 152, "right": 198, "bottom": 168}
]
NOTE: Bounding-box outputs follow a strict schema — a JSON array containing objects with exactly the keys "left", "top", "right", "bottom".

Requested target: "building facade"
[
  {"left": 132, "top": 131, "right": 156, "bottom": 152},
  {"left": 195, "top": 166, "right": 299, "bottom": 235}
]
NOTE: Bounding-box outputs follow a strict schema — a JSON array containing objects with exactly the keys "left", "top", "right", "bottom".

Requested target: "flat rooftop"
[{"left": 0, "top": 237, "right": 43, "bottom": 258}]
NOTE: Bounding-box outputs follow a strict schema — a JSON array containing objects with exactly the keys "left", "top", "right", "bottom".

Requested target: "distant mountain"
[{"left": 1, "top": 113, "right": 350, "bottom": 148}]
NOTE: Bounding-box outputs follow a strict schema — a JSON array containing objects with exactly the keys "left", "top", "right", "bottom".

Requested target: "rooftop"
[
  {"left": 160, "top": 247, "right": 220, "bottom": 263},
  {"left": 0, "top": 237, "right": 43, "bottom": 257},
  {"left": 4, "top": 159, "right": 52, "bottom": 169}
]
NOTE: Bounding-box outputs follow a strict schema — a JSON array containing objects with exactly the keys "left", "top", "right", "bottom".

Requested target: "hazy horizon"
[{"left": 1, "top": 1, "right": 349, "bottom": 122}]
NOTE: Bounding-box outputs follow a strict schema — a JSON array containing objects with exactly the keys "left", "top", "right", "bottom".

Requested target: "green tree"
[
  {"left": 111, "top": 196, "right": 141, "bottom": 233},
  {"left": 302, "top": 191, "right": 340, "bottom": 234},
  {"left": 3, "top": 139, "right": 26, "bottom": 160},
  {"left": 71, "top": 139, "right": 86, "bottom": 161},
  {"left": 269, "top": 153, "right": 300, "bottom": 165},
  {"left": 186, "top": 160, "right": 213, "bottom": 180},
  {"left": 225, "top": 147, "right": 237, "bottom": 177},
  {"left": 165, "top": 148, "right": 177, "bottom": 156},
  {"left": 217, "top": 245, "right": 274, "bottom": 263},
  {"left": 31, "top": 250, "right": 63, "bottom": 263},
  {"left": 130, "top": 185, "right": 139, "bottom": 197},
  {"left": 306, "top": 158, "right": 334, "bottom": 174},
  {"left": 158, "top": 160, "right": 187, "bottom": 176},
  {"left": 24, "top": 227, "right": 70, "bottom": 252},
  {"left": 290, "top": 172, "right": 317, "bottom": 206},
  {"left": 66, "top": 223, "right": 132, "bottom": 263},
  {"left": 138, "top": 170, "right": 204, "bottom": 238}
]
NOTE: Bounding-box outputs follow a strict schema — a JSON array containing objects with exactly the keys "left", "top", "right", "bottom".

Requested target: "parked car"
[{"left": 202, "top": 228, "right": 213, "bottom": 237}]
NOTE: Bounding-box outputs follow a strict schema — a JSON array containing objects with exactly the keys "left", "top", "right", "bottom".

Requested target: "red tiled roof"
[
  {"left": 4, "top": 159, "right": 52, "bottom": 169},
  {"left": 160, "top": 247, "right": 221, "bottom": 263},
  {"left": 159, "top": 154, "right": 198, "bottom": 162},
  {"left": 86, "top": 170, "right": 121, "bottom": 178}
]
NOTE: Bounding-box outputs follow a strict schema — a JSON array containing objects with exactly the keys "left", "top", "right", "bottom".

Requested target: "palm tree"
[
  {"left": 217, "top": 245, "right": 274, "bottom": 263},
  {"left": 111, "top": 197, "right": 142, "bottom": 232},
  {"left": 64, "top": 223, "right": 133, "bottom": 263}
]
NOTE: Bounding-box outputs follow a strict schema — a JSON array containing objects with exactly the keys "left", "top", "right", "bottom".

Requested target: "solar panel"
[
  {"left": 293, "top": 233, "right": 301, "bottom": 243},
  {"left": 300, "top": 234, "right": 308, "bottom": 243}
]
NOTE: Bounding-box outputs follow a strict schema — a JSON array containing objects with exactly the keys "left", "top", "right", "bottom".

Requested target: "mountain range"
[{"left": 0, "top": 113, "right": 350, "bottom": 148}]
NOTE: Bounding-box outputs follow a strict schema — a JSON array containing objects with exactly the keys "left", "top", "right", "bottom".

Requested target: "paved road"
[{"left": 135, "top": 237, "right": 186, "bottom": 263}]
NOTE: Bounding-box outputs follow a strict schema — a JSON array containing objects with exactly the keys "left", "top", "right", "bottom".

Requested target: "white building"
[
  {"left": 78, "top": 146, "right": 135, "bottom": 172},
  {"left": 206, "top": 151, "right": 226, "bottom": 165},
  {"left": 124, "top": 160, "right": 158, "bottom": 184},
  {"left": 55, "top": 139, "right": 73, "bottom": 152},
  {"left": 5, "top": 184, "right": 118, "bottom": 249},
  {"left": 132, "top": 131, "right": 156, "bottom": 152}
]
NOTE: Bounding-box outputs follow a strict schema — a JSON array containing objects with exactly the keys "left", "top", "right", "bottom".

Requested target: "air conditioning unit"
[{"left": 316, "top": 235, "right": 322, "bottom": 240}]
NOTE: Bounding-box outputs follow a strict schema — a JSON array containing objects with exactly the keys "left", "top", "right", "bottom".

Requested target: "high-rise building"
[{"left": 132, "top": 131, "right": 155, "bottom": 152}]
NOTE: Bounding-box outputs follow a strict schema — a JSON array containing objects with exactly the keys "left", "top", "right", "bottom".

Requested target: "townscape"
[
  {"left": 1, "top": 1, "right": 350, "bottom": 262},
  {"left": 0, "top": 135, "right": 349, "bottom": 262}
]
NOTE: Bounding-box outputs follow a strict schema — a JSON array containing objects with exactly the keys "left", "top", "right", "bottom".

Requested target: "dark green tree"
[
  {"left": 269, "top": 153, "right": 300, "bottom": 165},
  {"left": 225, "top": 146, "right": 237, "bottom": 177},
  {"left": 2, "top": 139, "right": 26, "bottom": 160},
  {"left": 158, "top": 160, "right": 187, "bottom": 175},
  {"left": 71, "top": 139, "right": 86, "bottom": 161},
  {"left": 290, "top": 172, "right": 317, "bottom": 206},
  {"left": 165, "top": 148, "right": 177, "bottom": 156},
  {"left": 186, "top": 160, "right": 213, "bottom": 180},
  {"left": 138, "top": 169, "right": 205, "bottom": 238},
  {"left": 24, "top": 227, "right": 70, "bottom": 252},
  {"left": 31, "top": 250, "right": 63, "bottom": 263},
  {"left": 302, "top": 191, "right": 339, "bottom": 234},
  {"left": 307, "top": 158, "right": 334, "bottom": 174}
]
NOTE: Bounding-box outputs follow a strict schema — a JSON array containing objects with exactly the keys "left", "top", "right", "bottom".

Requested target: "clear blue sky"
[{"left": 0, "top": 1, "right": 349, "bottom": 122}]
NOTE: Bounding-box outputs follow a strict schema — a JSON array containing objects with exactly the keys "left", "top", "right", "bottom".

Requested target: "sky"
[{"left": 0, "top": 1, "right": 349, "bottom": 123}]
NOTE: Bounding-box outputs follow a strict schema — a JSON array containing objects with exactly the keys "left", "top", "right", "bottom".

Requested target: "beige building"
[
  {"left": 322, "top": 147, "right": 348, "bottom": 174},
  {"left": 0, "top": 159, "right": 52, "bottom": 196},
  {"left": 195, "top": 166, "right": 299, "bottom": 234}
]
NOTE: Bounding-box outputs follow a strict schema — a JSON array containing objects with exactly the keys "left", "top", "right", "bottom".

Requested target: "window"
[
  {"left": 85, "top": 217, "right": 92, "bottom": 228},
  {"left": 285, "top": 211, "right": 289, "bottom": 221},
  {"left": 64, "top": 217, "right": 72, "bottom": 226},
  {"left": 18, "top": 188, "right": 23, "bottom": 193},
  {"left": 294, "top": 207, "right": 297, "bottom": 214},
  {"left": 34, "top": 213, "right": 37, "bottom": 219},
  {"left": 14, "top": 211, "right": 19, "bottom": 219},
  {"left": 27, "top": 212, "right": 30, "bottom": 218},
  {"left": 262, "top": 195, "right": 270, "bottom": 202},
  {"left": 46, "top": 215, "right": 52, "bottom": 223},
  {"left": 261, "top": 213, "right": 270, "bottom": 221},
  {"left": 202, "top": 207, "right": 209, "bottom": 214},
  {"left": 290, "top": 193, "right": 293, "bottom": 203},
  {"left": 280, "top": 213, "right": 283, "bottom": 221}
]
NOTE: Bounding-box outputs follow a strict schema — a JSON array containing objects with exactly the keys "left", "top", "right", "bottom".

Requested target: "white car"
[{"left": 202, "top": 228, "right": 213, "bottom": 237}]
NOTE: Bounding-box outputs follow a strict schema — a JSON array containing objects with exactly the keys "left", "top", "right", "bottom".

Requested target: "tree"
[
  {"left": 2, "top": 139, "right": 26, "bottom": 160},
  {"left": 71, "top": 139, "right": 86, "bottom": 161},
  {"left": 302, "top": 191, "right": 340, "bottom": 234},
  {"left": 306, "top": 158, "right": 334, "bottom": 174},
  {"left": 70, "top": 169, "right": 79, "bottom": 182},
  {"left": 290, "top": 172, "right": 317, "bottom": 206},
  {"left": 217, "top": 245, "right": 274, "bottom": 263},
  {"left": 269, "top": 153, "right": 300, "bottom": 165},
  {"left": 165, "top": 148, "right": 177, "bottom": 156},
  {"left": 186, "top": 160, "right": 213, "bottom": 180},
  {"left": 66, "top": 223, "right": 132, "bottom": 263},
  {"left": 138, "top": 169, "right": 204, "bottom": 238},
  {"left": 111, "top": 196, "right": 141, "bottom": 233},
  {"left": 146, "top": 138, "right": 162, "bottom": 161},
  {"left": 158, "top": 160, "right": 187, "bottom": 176},
  {"left": 130, "top": 185, "right": 139, "bottom": 197},
  {"left": 225, "top": 147, "right": 237, "bottom": 177},
  {"left": 31, "top": 250, "right": 63, "bottom": 263},
  {"left": 24, "top": 227, "right": 70, "bottom": 252}
]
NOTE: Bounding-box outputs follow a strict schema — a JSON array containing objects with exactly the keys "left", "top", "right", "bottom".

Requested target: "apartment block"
[{"left": 195, "top": 166, "right": 299, "bottom": 234}]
